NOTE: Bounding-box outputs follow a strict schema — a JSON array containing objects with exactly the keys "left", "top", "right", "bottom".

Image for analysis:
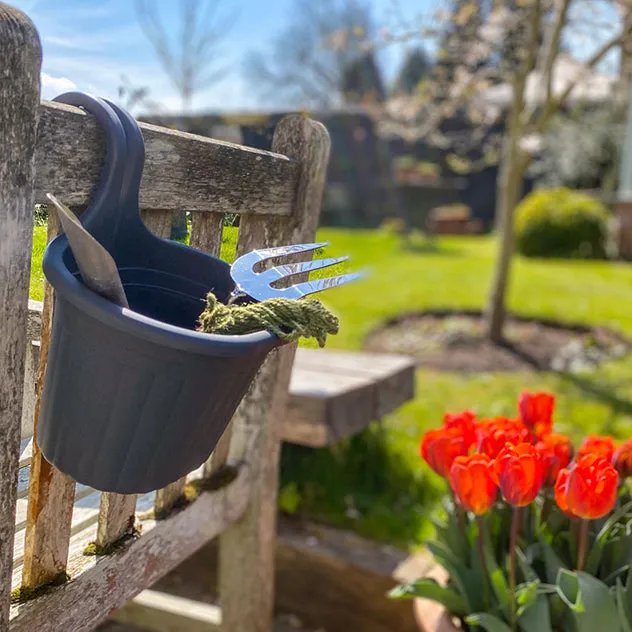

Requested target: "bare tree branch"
[
  {"left": 244, "top": 0, "right": 381, "bottom": 108},
  {"left": 135, "top": 0, "right": 237, "bottom": 111}
]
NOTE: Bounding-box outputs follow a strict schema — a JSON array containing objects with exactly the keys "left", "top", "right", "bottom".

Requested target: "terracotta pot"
[{"left": 412, "top": 566, "right": 460, "bottom": 632}]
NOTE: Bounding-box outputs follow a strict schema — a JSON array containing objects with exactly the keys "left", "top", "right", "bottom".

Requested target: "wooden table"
[{"left": 285, "top": 348, "right": 416, "bottom": 447}]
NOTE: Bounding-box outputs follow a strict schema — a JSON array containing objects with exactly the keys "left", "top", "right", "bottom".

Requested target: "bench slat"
[
  {"left": 22, "top": 213, "right": 78, "bottom": 591},
  {"left": 35, "top": 101, "right": 297, "bottom": 216},
  {"left": 0, "top": 7, "right": 42, "bottom": 627},
  {"left": 10, "top": 464, "right": 251, "bottom": 632}
]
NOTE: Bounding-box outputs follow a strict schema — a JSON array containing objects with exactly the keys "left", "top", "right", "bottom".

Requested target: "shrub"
[{"left": 515, "top": 187, "right": 609, "bottom": 259}]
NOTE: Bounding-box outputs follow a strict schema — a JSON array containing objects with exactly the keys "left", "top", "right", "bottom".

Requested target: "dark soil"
[{"left": 365, "top": 311, "right": 630, "bottom": 373}]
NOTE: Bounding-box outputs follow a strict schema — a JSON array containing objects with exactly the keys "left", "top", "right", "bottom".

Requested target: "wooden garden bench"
[{"left": 0, "top": 3, "right": 331, "bottom": 631}]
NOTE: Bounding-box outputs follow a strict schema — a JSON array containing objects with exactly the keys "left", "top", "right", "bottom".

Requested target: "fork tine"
[
  {"left": 267, "top": 256, "right": 349, "bottom": 281},
  {"left": 252, "top": 242, "right": 329, "bottom": 260},
  {"left": 283, "top": 272, "right": 364, "bottom": 298}
]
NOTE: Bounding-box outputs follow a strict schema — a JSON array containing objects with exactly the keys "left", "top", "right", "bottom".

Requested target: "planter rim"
[{"left": 44, "top": 234, "right": 282, "bottom": 358}]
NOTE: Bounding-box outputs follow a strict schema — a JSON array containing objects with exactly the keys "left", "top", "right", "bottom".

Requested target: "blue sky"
[{"left": 11, "top": 0, "right": 431, "bottom": 114}]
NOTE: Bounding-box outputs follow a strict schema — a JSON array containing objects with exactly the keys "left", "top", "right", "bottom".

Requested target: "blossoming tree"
[{"left": 382, "top": 0, "right": 632, "bottom": 342}]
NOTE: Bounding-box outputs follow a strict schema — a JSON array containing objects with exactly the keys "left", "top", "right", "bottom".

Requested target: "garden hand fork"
[{"left": 230, "top": 242, "right": 361, "bottom": 303}]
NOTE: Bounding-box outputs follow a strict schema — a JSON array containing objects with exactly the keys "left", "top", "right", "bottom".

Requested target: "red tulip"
[
  {"left": 491, "top": 443, "right": 546, "bottom": 507},
  {"left": 443, "top": 410, "right": 477, "bottom": 450},
  {"left": 578, "top": 435, "right": 615, "bottom": 462},
  {"left": 614, "top": 439, "right": 632, "bottom": 478},
  {"left": 449, "top": 454, "right": 497, "bottom": 515},
  {"left": 554, "top": 468, "right": 575, "bottom": 518},
  {"left": 519, "top": 391, "right": 555, "bottom": 438},
  {"left": 536, "top": 433, "right": 574, "bottom": 486},
  {"left": 556, "top": 454, "right": 619, "bottom": 520},
  {"left": 477, "top": 417, "right": 530, "bottom": 459},
  {"left": 421, "top": 427, "right": 469, "bottom": 478}
]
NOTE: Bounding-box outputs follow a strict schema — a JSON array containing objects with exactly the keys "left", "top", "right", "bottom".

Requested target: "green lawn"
[{"left": 30, "top": 225, "right": 632, "bottom": 549}]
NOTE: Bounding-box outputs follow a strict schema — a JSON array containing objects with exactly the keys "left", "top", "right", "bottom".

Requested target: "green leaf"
[
  {"left": 388, "top": 577, "right": 467, "bottom": 616},
  {"left": 519, "top": 594, "right": 553, "bottom": 632},
  {"left": 626, "top": 566, "right": 632, "bottom": 610},
  {"left": 480, "top": 519, "right": 510, "bottom": 614},
  {"left": 516, "top": 580, "right": 539, "bottom": 614},
  {"left": 556, "top": 569, "right": 583, "bottom": 612},
  {"left": 615, "top": 578, "right": 632, "bottom": 632},
  {"left": 513, "top": 551, "right": 554, "bottom": 632},
  {"left": 426, "top": 541, "right": 483, "bottom": 612},
  {"left": 444, "top": 507, "right": 469, "bottom": 561},
  {"left": 539, "top": 537, "right": 569, "bottom": 585},
  {"left": 586, "top": 501, "right": 632, "bottom": 575},
  {"left": 600, "top": 536, "right": 632, "bottom": 581},
  {"left": 516, "top": 547, "right": 537, "bottom": 583},
  {"left": 555, "top": 569, "right": 621, "bottom": 632},
  {"left": 465, "top": 613, "right": 513, "bottom": 632}
]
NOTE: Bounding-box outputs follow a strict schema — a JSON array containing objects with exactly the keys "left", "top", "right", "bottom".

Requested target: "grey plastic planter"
[{"left": 38, "top": 93, "right": 284, "bottom": 494}]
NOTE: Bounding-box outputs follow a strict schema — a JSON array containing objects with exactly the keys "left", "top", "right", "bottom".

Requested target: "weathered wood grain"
[
  {"left": 153, "top": 479, "right": 186, "bottom": 518},
  {"left": 219, "top": 115, "right": 331, "bottom": 632},
  {"left": 20, "top": 341, "right": 39, "bottom": 439},
  {"left": 140, "top": 209, "right": 174, "bottom": 239},
  {"left": 283, "top": 349, "right": 416, "bottom": 447},
  {"left": 9, "top": 463, "right": 252, "bottom": 632},
  {"left": 95, "top": 493, "right": 137, "bottom": 549},
  {"left": 22, "top": 211, "right": 77, "bottom": 591},
  {"left": 0, "top": 4, "right": 42, "bottom": 627},
  {"left": 111, "top": 590, "right": 221, "bottom": 631},
  {"left": 36, "top": 101, "right": 297, "bottom": 215},
  {"left": 13, "top": 491, "right": 157, "bottom": 573}
]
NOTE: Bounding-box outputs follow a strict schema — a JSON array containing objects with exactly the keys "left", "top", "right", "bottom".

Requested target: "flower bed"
[{"left": 391, "top": 392, "right": 632, "bottom": 632}]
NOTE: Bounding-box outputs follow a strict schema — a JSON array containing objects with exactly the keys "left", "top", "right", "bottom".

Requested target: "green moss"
[
  {"left": 154, "top": 465, "right": 240, "bottom": 521},
  {"left": 83, "top": 525, "right": 141, "bottom": 557},
  {"left": 11, "top": 572, "right": 70, "bottom": 604}
]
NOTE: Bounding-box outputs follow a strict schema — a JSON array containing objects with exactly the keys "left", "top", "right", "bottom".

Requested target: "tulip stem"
[
  {"left": 510, "top": 507, "right": 521, "bottom": 632},
  {"left": 449, "top": 487, "right": 466, "bottom": 533},
  {"left": 577, "top": 519, "right": 589, "bottom": 571},
  {"left": 476, "top": 515, "right": 491, "bottom": 610},
  {"left": 541, "top": 490, "right": 552, "bottom": 527}
]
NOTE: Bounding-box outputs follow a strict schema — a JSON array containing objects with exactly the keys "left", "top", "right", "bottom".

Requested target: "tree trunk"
[{"left": 485, "top": 141, "right": 526, "bottom": 343}]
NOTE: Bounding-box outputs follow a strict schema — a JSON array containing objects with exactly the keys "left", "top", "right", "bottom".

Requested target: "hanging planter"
[{"left": 38, "top": 93, "right": 285, "bottom": 494}]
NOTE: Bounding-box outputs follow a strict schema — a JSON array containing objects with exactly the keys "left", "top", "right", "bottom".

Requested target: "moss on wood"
[{"left": 10, "top": 572, "right": 70, "bottom": 604}]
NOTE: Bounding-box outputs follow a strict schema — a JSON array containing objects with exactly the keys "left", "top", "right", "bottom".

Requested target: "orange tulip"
[
  {"left": 491, "top": 443, "right": 546, "bottom": 506},
  {"left": 578, "top": 435, "right": 616, "bottom": 461},
  {"left": 554, "top": 468, "right": 575, "bottom": 518},
  {"left": 477, "top": 417, "right": 530, "bottom": 459},
  {"left": 613, "top": 439, "right": 632, "bottom": 478},
  {"left": 536, "top": 433, "right": 574, "bottom": 487},
  {"left": 443, "top": 410, "right": 477, "bottom": 450},
  {"left": 556, "top": 454, "right": 619, "bottom": 520},
  {"left": 421, "top": 427, "right": 470, "bottom": 478},
  {"left": 519, "top": 391, "right": 554, "bottom": 438},
  {"left": 449, "top": 454, "right": 497, "bottom": 515}
]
